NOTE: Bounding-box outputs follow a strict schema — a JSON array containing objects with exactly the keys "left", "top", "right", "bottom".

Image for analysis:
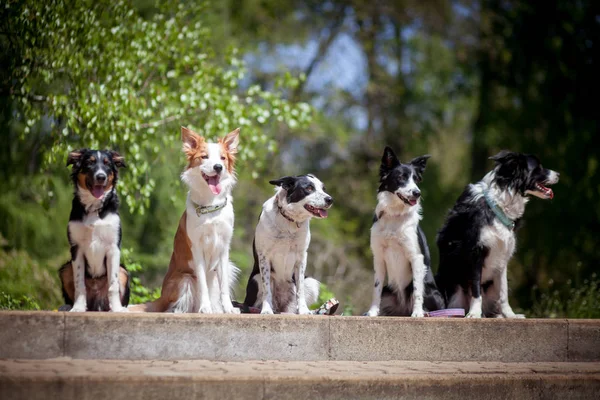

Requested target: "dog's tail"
[
  {"left": 304, "top": 277, "right": 320, "bottom": 306},
  {"left": 128, "top": 298, "right": 168, "bottom": 313}
]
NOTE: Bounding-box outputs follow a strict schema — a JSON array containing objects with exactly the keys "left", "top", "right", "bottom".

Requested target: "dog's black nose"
[
  {"left": 213, "top": 164, "right": 223, "bottom": 173},
  {"left": 325, "top": 196, "right": 333, "bottom": 206},
  {"left": 412, "top": 190, "right": 421, "bottom": 198},
  {"left": 96, "top": 173, "right": 107, "bottom": 183}
]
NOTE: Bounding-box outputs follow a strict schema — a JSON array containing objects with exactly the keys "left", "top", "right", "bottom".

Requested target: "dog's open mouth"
[
  {"left": 91, "top": 185, "right": 106, "bottom": 199},
  {"left": 304, "top": 204, "right": 328, "bottom": 218},
  {"left": 202, "top": 173, "right": 222, "bottom": 195},
  {"left": 531, "top": 182, "right": 554, "bottom": 199},
  {"left": 397, "top": 193, "right": 418, "bottom": 206}
]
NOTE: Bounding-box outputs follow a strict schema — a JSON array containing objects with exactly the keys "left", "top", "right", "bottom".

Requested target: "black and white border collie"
[
  {"left": 244, "top": 175, "right": 333, "bottom": 314},
  {"left": 60, "top": 149, "right": 130, "bottom": 312},
  {"left": 367, "top": 147, "right": 444, "bottom": 317},
  {"left": 435, "top": 151, "right": 559, "bottom": 318}
]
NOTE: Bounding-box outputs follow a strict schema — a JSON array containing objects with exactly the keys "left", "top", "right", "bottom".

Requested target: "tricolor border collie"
[
  {"left": 435, "top": 151, "right": 559, "bottom": 318},
  {"left": 243, "top": 175, "right": 333, "bottom": 314},
  {"left": 367, "top": 147, "right": 444, "bottom": 317},
  {"left": 61, "top": 149, "right": 130, "bottom": 312},
  {"left": 129, "top": 127, "right": 240, "bottom": 313}
]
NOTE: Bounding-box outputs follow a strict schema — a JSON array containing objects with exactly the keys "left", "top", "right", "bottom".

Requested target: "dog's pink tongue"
[
  {"left": 318, "top": 209, "right": 328, "bottom": 218},
  {"left": 207, "top": 176, "right": 221, "bottom": 195},
  {"left": 91, "top": 185, "right": 105, "bottom": 199}
]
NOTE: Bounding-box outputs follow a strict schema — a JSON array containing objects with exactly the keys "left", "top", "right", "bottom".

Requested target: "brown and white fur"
[{"left": 129, "top": 127, "right": 240, "bottom": 313}]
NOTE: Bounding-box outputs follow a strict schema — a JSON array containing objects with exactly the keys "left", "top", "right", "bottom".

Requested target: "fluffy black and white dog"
[
  {"left": 244, "top": 175, "right": 333, "bottom": 314},
  {"left": 367, "top": 147, "right": 444, "bottom": 317},
  {"left": 435, "top": 151, "right": 559, "bottom": 318},
  {"left": 60, "top": 149, "right": 130, "bottom": 312}
]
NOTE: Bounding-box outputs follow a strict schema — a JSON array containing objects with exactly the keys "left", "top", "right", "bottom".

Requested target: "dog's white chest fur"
[
  {"left": 68, "top": 213, "right": 120, "bottom": 278},
  {"left": 371, "top": 213, "right": 420, "bottom": 291},
  {"left": 185, "top": 196, "right": 234, "bottom": 271},
  {"left": 479, "top": 221, "right": 516, "bottom": 282},
  {"left": 256, "top": 200, "right": 309, "bottom": 280}
]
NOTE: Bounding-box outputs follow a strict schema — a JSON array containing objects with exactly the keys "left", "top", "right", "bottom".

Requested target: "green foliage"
[
  {"left": 0, "top": 176, "right": 71, "bottom": 259},
  {"left": 0, "top": 292, "right": 41, "bottom": 311},
  {"left": 530, "top": 274, "right": 600, "bottom": 319},
  {"left": 122, "top": 248, "right": 161, "bottom": 305},
  {"left": 6, "top": 0, "right": 312, "bottom": 213},
  {"left": 0, "top": 239, "right": 63, "bottom": 309}
]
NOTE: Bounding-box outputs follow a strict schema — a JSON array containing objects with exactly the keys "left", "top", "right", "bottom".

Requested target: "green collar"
[
  {"left": 483, "top": 190, "right": 515, "bottom": 230},
  {"left": 193, "top": 198, "right": 228, "bottom": 217}
]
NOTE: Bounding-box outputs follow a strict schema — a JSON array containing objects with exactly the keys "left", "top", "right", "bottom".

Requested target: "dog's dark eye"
[
  {"left": 306, "top": 185, "right": 314, "bottom": 192},
  {"left": 220, "top": 156, "right": 226, "bottom": 161},
  {"left": 103, "top": 158, "right": 109, "bottom": 165},
  {"left": 201, "top": 155, "right": 208, "bottom": 159}
]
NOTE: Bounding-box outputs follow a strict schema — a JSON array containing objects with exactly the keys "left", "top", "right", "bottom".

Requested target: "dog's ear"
[
  {"left": 410, "top": 154, "right": 431, "bottom": 179},
  {"left": 111, "top": 151, "right": 126, "bottom": 168},
  {"left": 490, "top": 151, "right": 528, "bottom": 191},
  {"left": 489, "top": 150, "right": 518, "bottom": 164},
  {"left": 181, "top": 126, "right": 204, "bottom": 156},
  {"left": 381, "top": 146, "right": 400, "bottom": 171},
  {"left": 269, "top": 176, "right": 297, "bottom": 191},
  {"left": 221, "top": 128, "right": 240, "bottom": 154},
  {"left": 67, "top": 149, "right": 86, "bottom": 167}
]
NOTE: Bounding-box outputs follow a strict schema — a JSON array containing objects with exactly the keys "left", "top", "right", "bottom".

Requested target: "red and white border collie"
[{"left": 130, "top": 126, "right": 240, "bottom": 313}]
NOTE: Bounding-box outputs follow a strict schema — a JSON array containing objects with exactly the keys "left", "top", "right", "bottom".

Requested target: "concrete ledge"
[
  {"left": 0, "top": 312, "right": 599, "bottom": 362},
  {"left": 1, "top": 359, "right": 599, "bottom": 400}
]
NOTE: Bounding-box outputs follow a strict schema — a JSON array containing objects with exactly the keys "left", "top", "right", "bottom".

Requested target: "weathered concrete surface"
[
  {"left": 329, "top": 317, "right": 570, "bottom": 362},
  {"left": 0, "top": 313, "right": 64, "bottom": 359},
  {"left": 64, "top": 312, "right": 329, "bottom": 361},
  {"left": 569, "top": 320, "right": 600, "bottom": 361},
  {"left": 1, "top": 359, "right": 599, "bottom": 400},
  {"left": 0, "top": 312, "right": 599, "bottom": 362}
]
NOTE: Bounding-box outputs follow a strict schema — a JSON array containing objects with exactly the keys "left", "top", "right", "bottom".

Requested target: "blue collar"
[{"left": 483, "top": 190, "right": 515, "bottom": 230}]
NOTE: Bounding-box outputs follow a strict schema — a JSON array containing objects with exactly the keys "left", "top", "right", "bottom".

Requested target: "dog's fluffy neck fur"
[
  {"left": 181, "top": 169, "right": 236, "bottom": 207},
  {"left": 472, "top": 170, "right": 529, "bottom": 222},
  {"left": 75, "top": 184, "right": 115, "bottom": 215},
  {"left": 375, "top": 191, "right": 423, "bottom": 221}
]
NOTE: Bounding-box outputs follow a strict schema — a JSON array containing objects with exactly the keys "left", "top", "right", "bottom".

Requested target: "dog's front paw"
[
  {"left": 411, "top": 309, "right": 425, "bottom": 318},
  {"left": 261, "top": 303, "right": 274, "bottom": 315},
  {"left": 501, "top": 307, "right": 523, "bottom": 318},
  {"left": 222, "top": 303, "right": 237, "bottom": 314},
  {"left": 466, "top": 311, "right": 482, "bottom": 318},
  {"left": 199, "top": 304, "right": 213, "bottom": 314},
  {"left": 111, "top": 306, "right": 129, "bottom": 313},
  {"left": 298, "top": 305, "right": 311, "bottom": 315},
  {"left": 70, "top": 303, "right": 87, "bottom": 312},
  {"left": 366, "top": 308, "right": 379, "bottom": 317}
]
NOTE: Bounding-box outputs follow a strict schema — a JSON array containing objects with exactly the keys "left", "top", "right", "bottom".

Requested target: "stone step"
[
  {"left": 1, "top": 358, "right": 599, "bottom": 400},
  {"left": 1, "top": 312, "right": 598, "bottom": 362}
]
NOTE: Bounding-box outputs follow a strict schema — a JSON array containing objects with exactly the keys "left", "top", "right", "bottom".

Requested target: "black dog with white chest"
[
  {"left": 435, "top": 151, "right": 559, "bottom": 318},
  {"left": 367, "top": 147, "right": 444, "bottom": 317},
  {"left": 59, "top": 149, "right": 130, "bottom": 312}
]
